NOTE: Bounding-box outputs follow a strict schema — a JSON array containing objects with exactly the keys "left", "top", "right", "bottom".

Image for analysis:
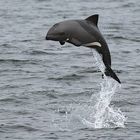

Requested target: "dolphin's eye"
[{"left": 53, "top": 23, "right": 59, "bottom": 27}]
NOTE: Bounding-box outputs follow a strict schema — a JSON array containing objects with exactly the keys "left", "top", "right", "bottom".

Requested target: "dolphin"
[{"left": 46, "top": 14, "right": 121, "bottom": 83}]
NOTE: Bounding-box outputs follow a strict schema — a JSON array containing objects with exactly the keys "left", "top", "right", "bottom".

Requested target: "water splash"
[
  {"left": 72, "top": 50, "right": 126, "bottom": 129},
  {"left": 52, "top": 50, "right": 126, "bottom": 130}
]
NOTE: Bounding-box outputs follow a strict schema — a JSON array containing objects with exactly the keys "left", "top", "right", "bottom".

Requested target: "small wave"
[
  {"left": 0, "top": 59, "right": 40, "bottom": 65},
  {"left": 13, "top": 125, "right": 38, "bottom": 132},
  {"left": 26, "top": 50, "right": 57, "bottom": 55},
  {"left": 1, "top": 124, "right": 39, "bottom": 132},
  {"left": 29, "top": 50, "right": 50, "bottom": 55},
  {"left": 32, "top": 90, "right": 58, "bottom": 99},
  {"left": 64, "top": 90, "right": 92, "bottom": 97},
  {"left": 112, "top": 36, "right": 140, "bottom": 42},
  {"left": 49, "top": 74, "right": 85, "bottom": 81},
  {"left": 58, "top": 108, "right": 71, "bottom": 115},
  {"left": 0, "top": 96, "right": 26, "bottom": 105},
  {"left": 121, "top": 2, "right": 135, "bottom": 8},
  {"left": 121, "top": 51, "right": 131, "bottom": 54},
  {"left": 78, "top": 67, "right": 100, "bottom": 74},
  {"left": 112, "top": 100, "right": 136, "bottom": 107},
  {"left": 20, "top": 39, "right": 33, "bottom": 42},
  {"left": 44, "top": 92, "right": 58, "bottom": 99},
  {"left": 0, "top": 59, "right": 28, "bottom": 63},
  {"left": 0, "top": 97, "right": 16, "bottom": 102},
  {"left": 0, "top": 43, "right": 16, "bottom": 48},
  {"left": 25, "top": 49, "right": 64, "bottom": 56},
  {"left": 135, "top": 49, "right": 140, "bottom": 53}
]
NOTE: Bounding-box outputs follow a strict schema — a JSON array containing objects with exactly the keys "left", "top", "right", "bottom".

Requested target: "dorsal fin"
[{"left": 85, "top": 14, "right": 99, "bottom": 26}]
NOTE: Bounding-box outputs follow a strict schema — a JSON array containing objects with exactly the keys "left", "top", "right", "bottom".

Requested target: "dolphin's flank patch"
[{"left": 84, "top": 42, "right": 101, "bottom": 47}]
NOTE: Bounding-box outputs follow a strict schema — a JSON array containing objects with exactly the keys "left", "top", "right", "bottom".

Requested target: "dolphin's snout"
[
  {"left": 46, "top": 33, "right": 52, "bottom": 40},
  {"left": 45, "top": 35, "right": 48, "bottom": 40},
  {"left": 46, "top": 28, "right": 53, "bottom": 40},
  {"left": 46, "top": 35, "right": 50, "bottom": 40}
]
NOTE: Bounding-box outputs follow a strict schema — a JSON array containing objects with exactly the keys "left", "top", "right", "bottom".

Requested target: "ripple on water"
[
  {"left": 48, "top": 74, "right": 85, "bottom": 81},
  {"left": 0, "top": 0, "right": 140, "bottom": 139},
  {"left": 1, "top": 124, "right": 40, "bottom": 132}
]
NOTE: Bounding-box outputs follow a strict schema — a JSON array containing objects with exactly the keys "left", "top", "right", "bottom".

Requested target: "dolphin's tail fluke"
[
  {"left": 88, "top": 45, "right": 121, "bottom": 83},
  {"left": 104, "top": 64, "right": 121, "bottom": 84}
]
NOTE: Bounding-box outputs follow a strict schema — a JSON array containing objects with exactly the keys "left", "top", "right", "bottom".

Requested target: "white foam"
[{"left": 72, "top": 50, "right": 126, "bottom": 129}]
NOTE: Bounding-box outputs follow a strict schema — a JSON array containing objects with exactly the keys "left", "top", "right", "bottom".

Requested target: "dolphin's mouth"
[
  {"left": 46, "top": 33, "right": 67, "bottom": 42},
  {"left": 46, "top": 35, "right": 55, "bottom": 40},
  {"left": 46, "top": 35, "right": 65, "bottom": 45},
  {"left": 46, "top": 35, "right": 60, "bottom": 41}
]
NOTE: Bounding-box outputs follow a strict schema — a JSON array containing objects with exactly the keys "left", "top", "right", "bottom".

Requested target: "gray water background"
[{"left": 0, "top": 0, "right": 140, "bottom": 139}]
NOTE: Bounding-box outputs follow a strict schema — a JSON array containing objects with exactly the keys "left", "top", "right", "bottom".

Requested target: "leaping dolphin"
[{"left": 46, "top": 14, "right": 121, "bottom": 83}]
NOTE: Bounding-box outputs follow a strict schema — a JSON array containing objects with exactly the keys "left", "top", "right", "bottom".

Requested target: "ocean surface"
[{"left": 0, "top": 0, "right": 140, "bottom": 139}]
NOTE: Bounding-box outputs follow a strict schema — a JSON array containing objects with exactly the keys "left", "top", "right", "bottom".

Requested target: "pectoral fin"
[
  {"left": 69, "top": 38, "right": 82, "bottom": 46},
  {"left": 59, "top": 41, "right": 65, "bottom": 45}
]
